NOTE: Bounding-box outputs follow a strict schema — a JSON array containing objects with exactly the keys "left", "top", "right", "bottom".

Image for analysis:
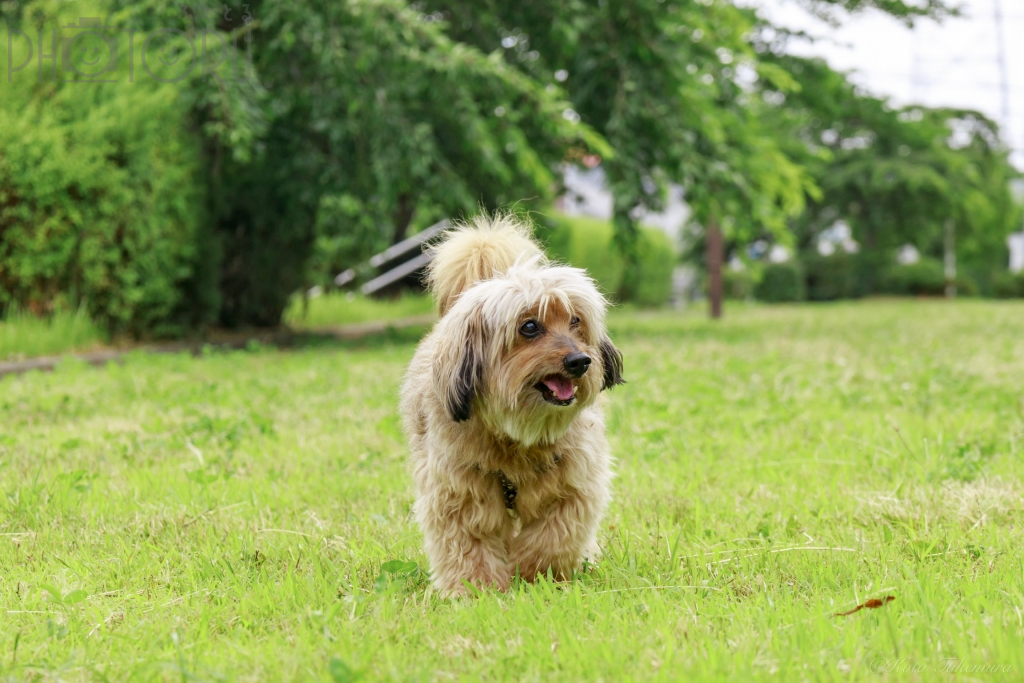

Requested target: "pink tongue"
[{"left": 543, "top": 376, "right": 576, "bottom": 401}]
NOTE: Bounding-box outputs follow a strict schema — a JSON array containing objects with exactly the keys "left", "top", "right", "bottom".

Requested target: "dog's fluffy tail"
[{"left": 427, "top": 214, "right": 545, "bottom": 315}]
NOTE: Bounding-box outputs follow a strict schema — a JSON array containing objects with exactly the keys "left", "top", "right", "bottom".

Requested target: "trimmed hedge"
[
  {"left": 953, "top": 274, "right": 980, "bottom": 297},
  {"left": 724, "top": 268, "right": 754, "bottom": 300},
  {"left": 0, "top": 1, "right": 212, "bottom": 335},
  {"left": 543, "top": 215, "right": 624, "bottom": 298},
  {"left": 802, "top": 251, "right": 981, "bottom": 300},
  {"left": 621, "top": 228, "right": 676, "bottom": 306},
  {"left": 755, "top": 262, "right": 805, "bottom": 303},
  {"left": 992, "top": 271, "right": 1024, "bottom": 298},
  {"left": 803, "top": 252, "right": 862, "bottom": 301},
  {"left": 543, "top": 214, "right": 675, "bottom": 306},
  {"left": 880, "top": 258, "right": 946, "bottom": 296},
  {"left": 0, "top": 64, "right": 207, "bottom": 335}
]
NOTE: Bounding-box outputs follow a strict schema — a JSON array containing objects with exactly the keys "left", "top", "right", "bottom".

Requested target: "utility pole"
[
  {"left": 707, "top": 220, "right": 723, "bottom": 319},
  {"left": 944, "top": 219, "right": 956, "bottom": 298}
]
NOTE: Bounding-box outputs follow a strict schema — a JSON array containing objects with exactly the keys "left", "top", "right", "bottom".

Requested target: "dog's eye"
[
  {"left": 570, "top": 316, "right": 581, "bottom": 327},
  {"left": 519, "top": 320, "right": 541, "bottom": 338}
]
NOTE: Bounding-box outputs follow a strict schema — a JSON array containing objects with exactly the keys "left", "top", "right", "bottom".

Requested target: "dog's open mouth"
[{"left": 534, "top": 374, "right": 576, "bottom": 406}]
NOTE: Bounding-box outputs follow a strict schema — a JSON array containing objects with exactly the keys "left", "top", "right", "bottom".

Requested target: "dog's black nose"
[{"left": 563, "top": 351, "right": 591, "bottom": 378}]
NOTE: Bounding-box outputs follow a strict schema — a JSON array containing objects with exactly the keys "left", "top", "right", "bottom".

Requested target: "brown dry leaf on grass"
[{"left": 834, "top": 595, "right": 896, "bottom": 617}]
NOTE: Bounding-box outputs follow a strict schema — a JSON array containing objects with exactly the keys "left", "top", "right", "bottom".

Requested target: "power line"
[{"left": 758, "top": 0, "right": 1024, "bottom": 160}]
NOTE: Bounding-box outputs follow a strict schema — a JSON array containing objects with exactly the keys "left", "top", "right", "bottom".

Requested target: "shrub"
[
  {"left": 724, "top": 268, "right": 754, "bottom": 300},
  {"left": 621, "top": 228, "right": 676, "bottom": 306},
  {"left": 0, "top": 90, "right": 208, "bottom": 336},
  {"left": 0, "top": 1, "right": 210, "bottom": 335},
  {"left": 543, "top": 215, "right": 625, "bottom": 298},
  {"left": 543, "top": 214, "right": 675, "bottom": 306},
  {"left": 953, "top": 274, "right": 979, "bottom": 297},
  {"left": 208, "top": 0, "right": 591, "bottom": 326},
  {"left": 991, "top": 271, "right": 1024, "bottom": 298},
  {"left": 210, "top": 159, "right": 319, "bottom": 328},
  {"left": 803, "top": 252, "right": 861, "bottom": 301},
  {"left": 880, "top": 257, "right": 946, "bottom": 296},
  {"left": 755, "top": 262, "right": 805, "bottom": 303}
]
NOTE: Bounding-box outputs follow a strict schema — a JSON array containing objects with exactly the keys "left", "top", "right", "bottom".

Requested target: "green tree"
[
  {"left": 246, "top": 0, "right": 603, "bottom": 307},
  {"left": 794, "top": 0, "right": 953, "bottom": 22},
  {"left": 111, "top": 0, "right": 604, "bottom": 326},
  {"left": 420, "top": 0, "right": 957, "bottom": 317},
  {"left": 422, "top": 0, "right": 806, "bottom": 315},
  {"left": 1, "top": 0, "right": 969, "bottom": 331},
  {"left": 755, "top": 48, "right": 1021, "bottom": 293}
]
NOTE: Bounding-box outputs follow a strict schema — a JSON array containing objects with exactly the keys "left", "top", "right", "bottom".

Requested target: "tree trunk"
[
  {"left": 707, "top": 219, "right": 724, "bottom": 319},
  {"left": 392, "top": 193, "right": 415, "bottom": 245}
]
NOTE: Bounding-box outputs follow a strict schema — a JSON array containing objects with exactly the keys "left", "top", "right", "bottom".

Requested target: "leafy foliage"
[
  {"left": 207, "top": 0, "right": 602, "bottom": 323},
  {"left": 423, "top": 0, "right": 812, "bottom": 253},
  {"left": 880, "top": 258, "right": 947, "bottom": 297},
  {"left": 755, "top": 262, "right": 806, "bottom": 302},
  {"left": 723, "top": 268, "right": 755, "bottom": 300},
  {"left": 992, "top": 271, "right": 1024, "bottom": 299},
  {"left": 0, "top": 1, "right": 208, "bottom": 334},
  {"left": 754, "top": 49, "right": 1022, "bottom": 290},
  {"left": 803, "top": 252, "right": 862, "bottom": 301},
  {"left": 0, "top": 0, "right": 1015, "bottom": 331},
  {"left": 542, "top": 214, "right": 674, "bottom": 306},
  {"left": 19, "top": 0, "right": 603, "bottom": 329}
]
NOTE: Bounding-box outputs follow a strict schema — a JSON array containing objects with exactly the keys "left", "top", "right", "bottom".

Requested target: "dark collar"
[
  {"left": 494, "top": 470, "right": 517, "bottom": 510},
  {"left": 488, "top": 453, "right": 562, "bottom": 511}
]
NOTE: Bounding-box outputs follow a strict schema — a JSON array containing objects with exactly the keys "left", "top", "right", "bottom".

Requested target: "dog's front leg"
[
  {"left": 414, "top": 469, "right": 513, "bottom": 597},
  {"left": 508, "top": 488, "right": 605, "bottom": 583}
]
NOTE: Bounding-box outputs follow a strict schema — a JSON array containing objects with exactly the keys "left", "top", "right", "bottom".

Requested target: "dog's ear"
[
  {"left": 433, "top": 310, "right": 485, "bottom": 422},
  {"left": 599, "top": 336, "right": 625, "bottom": 390}
]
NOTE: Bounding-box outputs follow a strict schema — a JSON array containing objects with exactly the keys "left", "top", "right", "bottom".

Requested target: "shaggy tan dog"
[{"left": 400, "top": 215, "right": 624, "bottom": 596}]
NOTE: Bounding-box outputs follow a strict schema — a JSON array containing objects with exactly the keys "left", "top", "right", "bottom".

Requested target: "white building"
[
  {"left": 557, "top": 164, "right": 690, "bottom": 245},
  {"left": 816, "top": 220, "right": 859, "bottom": 256},
  {"left": 1009, "top": 233, "right": 1024, "bottom": 273},
  {"left": 896, "top": 244, "right": 920, "bottom": 266}
]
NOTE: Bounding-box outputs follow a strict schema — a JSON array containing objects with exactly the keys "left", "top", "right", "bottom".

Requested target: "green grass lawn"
[
  {"left": 283, "top": 293, "right": 434, "bottom": 330},
  {"left": 0, "top": 308, "right": 106, "bottom": 362},
  {"left": 2, "top": 300, "right": 1023, "bottom": 681},
  {"left": 0, "top": 294, "right": 432, "bottom": 364}
]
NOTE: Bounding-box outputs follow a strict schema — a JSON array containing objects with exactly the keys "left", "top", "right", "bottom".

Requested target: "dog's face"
[
  {"left": 502, "top": 298, "right": 607, "bottom": 410},
  {"left": 432, "top": 262, "right": 624, "bottom": 445}
]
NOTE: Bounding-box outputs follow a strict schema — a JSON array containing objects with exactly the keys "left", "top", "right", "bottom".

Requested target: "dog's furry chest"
[
  {"left": 473, "top": 439, "right": 571, "bottom": 521},
  {"left": 478, "top": 435, "right": 563, "bottom": 478}
]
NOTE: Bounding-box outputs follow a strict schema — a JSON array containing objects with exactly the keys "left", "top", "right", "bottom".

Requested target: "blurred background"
[{"left": 1, "top": 0, "right": 1022, "bottom": 355}]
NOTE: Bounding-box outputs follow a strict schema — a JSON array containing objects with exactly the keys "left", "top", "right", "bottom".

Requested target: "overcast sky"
[{"left": 747, "top": 0, "right": 1024, "bottom": 169}]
